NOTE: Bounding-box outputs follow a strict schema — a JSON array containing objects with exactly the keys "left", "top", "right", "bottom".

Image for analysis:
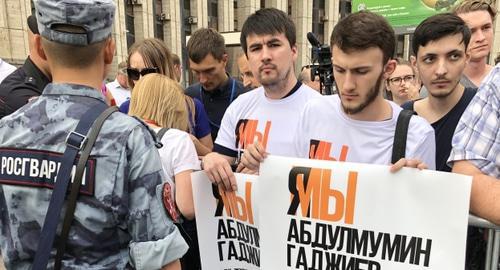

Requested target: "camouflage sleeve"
[{"left": 124, "top": 124, "right": 188, "bottom": 269}]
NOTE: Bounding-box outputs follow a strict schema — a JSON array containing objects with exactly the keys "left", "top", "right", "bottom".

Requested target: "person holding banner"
[
  {"left": 201, "top": 8, "right": 320, "bottom": 190},
  {"left": 241, "top": 11, "right": 435, "bottom": 172}
]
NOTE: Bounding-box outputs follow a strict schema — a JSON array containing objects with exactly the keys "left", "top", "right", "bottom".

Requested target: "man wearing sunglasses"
[{"left": 185, "top": 28, "right": 246, "bottom": 141}]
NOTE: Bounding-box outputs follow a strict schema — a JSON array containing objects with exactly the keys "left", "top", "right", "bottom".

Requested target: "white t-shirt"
[
  {"left": 215, "top": 83, "right": 321, "bottom": 157},
  {"left": 0, "top": 58, "right": 16, "bottom": 84},
  {"left": 293, "top": 95, "right": 436, "bottom": 169},
  {"left": 106, "top": 79, "right": 130, "bottom": 107},
  {"left": 154, "top": 127, "right": 200, "bottom": 184}
]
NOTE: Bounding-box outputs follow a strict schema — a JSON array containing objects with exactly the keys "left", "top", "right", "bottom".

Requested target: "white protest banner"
[
  {"left": 191, "top": 171, "right": 260, "bottom": 270},
  {"left": 258, "top": 155, "right": 472, "bottom": 270}
]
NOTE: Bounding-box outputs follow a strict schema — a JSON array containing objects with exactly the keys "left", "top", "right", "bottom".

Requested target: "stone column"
[
  {"left": 163, "top": 0, "right": 183, "bottom": 57},
  {"left": 290, "top": 0, "right": 313, "bottom": 74},
  {"left": 265, "top": 0, "right": 288, "bottom": 12},
  {"left": 324, "top": 0, "right": 339, "bottom": 46},
  {"left": 236, "top": 0, "right": 260, "bottom": 31},
  {"left": 0, "top": 0, "right": 31, "bottom": 65},
  {"left": 190, "top": 0, "right": 208, "bottom": 32},
  {"left": 218, "top": 0, "right": 234, "bottom": 32},
  {"left": 132, "top": 0, "right": 155, "bottom": 41},
  {"left": 112, "top": 0, "right": 128, "bottom": 64}
]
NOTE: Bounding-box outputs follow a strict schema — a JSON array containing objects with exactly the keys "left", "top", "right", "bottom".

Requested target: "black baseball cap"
[{"left": 27, "top": 15, "right": 39, "bottom": 35}]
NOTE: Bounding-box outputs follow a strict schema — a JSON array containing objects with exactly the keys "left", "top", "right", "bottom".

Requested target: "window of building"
[
  {"left": 183, "top": 0, "right": 192, "bottom": 36},
  {"left": 125, "top": 0, "right": 135, "bottom": 48},
  {"left": 208, "top": 0, "right": 218, "bottom": 29},
  {"left": 312, "top": 0, "right": 326, "bottom": 44},
  {"left": 234, "top": 0, "right": 238, "bottom": 31},
  {"left": 154, "top": 0, "right": 164, "bottom": 40}
]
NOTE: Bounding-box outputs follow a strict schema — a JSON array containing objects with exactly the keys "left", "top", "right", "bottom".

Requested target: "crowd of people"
[{"left": 0, "top": 0, "right": 498, "bottom": 269}]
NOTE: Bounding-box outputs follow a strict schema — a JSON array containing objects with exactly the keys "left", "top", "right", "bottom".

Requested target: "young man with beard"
[
  {"left": 289, "top": 11, "right": 435, "bottom": 168},
  {"left": 201, "top": 8, "right": 320, "bottom": 190},
  {"left": 402, "top": 14, "right": 483, "bottom": 269}
]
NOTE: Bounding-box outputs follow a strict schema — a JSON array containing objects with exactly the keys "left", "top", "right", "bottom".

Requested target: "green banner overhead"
[{"left": 352, "top": 0, "right": 461, "bottom": 34}]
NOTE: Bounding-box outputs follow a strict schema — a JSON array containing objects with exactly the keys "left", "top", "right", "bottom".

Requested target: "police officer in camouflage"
[{"left": 0, "top": 0, "right": 187, "bottom": 269}]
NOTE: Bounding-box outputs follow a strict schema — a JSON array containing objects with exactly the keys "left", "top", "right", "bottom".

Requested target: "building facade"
[{"left": 1, "top": 0, "right": 500, "bottom": 85}]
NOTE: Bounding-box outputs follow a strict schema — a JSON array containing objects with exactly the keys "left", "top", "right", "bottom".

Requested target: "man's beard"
[
  {"left": 428, "top": 80, "right": 459, "bottom": 99},
  {"left": 259, "top": 66, "right": 290, "bottom": 88},
  {"left": 340, "top": 73, "right": 383, "bottom": 115}
]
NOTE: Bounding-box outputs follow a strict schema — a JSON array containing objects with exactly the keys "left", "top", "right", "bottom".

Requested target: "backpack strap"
[
  {"left": 54, "top": 106, "right": 118, "bottom": 270},
  {"left": 391, "top": 110, "right": 414, "bottom": 164},
  {"left": 32, "top": 103, "right": 109, "bottom": 270},
  {"left": 156, "top": 127, "right": 170, "bottom": 142}
]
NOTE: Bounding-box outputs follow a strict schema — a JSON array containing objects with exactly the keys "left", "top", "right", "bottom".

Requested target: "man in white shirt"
[
  {"left": 106, "top": 61, "right": 129, "bottom": 106},
  {"left": 242, "top": 11, "right": 435, "bottom": 172},
  {"left": 0, "top": 58, "right": 16, "bottom": 84},
  {"left": 201, "top": 8, "right": 320, "bottom": 190},
  {"left": 293, "top": 11, "right": 435, "bottom": 168}
]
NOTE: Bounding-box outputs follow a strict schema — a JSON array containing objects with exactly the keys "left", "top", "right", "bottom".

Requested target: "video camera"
[{"left": 306, "top": 32, "right": 335, "bottom": 95}]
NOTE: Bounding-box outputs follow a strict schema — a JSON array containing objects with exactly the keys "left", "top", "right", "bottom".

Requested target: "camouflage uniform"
[
  {"left": 0, "top": 0, "right": 187, "bottom": 269},
  {"left": 0, "top": 84, "right": 188, "bottom": 269}
]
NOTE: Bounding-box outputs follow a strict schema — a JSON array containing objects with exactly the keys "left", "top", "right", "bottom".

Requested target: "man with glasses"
[
  {"left": 385, "top": 58, "right": 420, "bottom": 105},
  {"left": 185, "top": 28, "right": 246, "bottom": 141},
  {"left": 106, "top": 61, "right": 129, "bottom": 107}
]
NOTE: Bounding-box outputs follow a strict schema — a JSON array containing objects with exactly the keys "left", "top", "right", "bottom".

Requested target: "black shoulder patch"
[{"left": 0, "top": 148, "right": 96, "bottom": 196}]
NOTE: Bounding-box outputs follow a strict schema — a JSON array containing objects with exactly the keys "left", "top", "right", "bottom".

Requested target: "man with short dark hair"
[
  {"left": 289, "top": 11, "right": 435, "bottom": 168},
  {"left": 0, "top": 15, "right": 51, "bottom": 118},
  {"left": 185, "top": 28, "right": 246, "bottom": 140},
  {"left": 0, "top": 0, "right": 186, "bottom": 269},
  {"left": 404, "top": 13, "right": 475, "bottom": 172},
  {"left": 402, "top": 14, "right": 482, "bottom": 269},
  {"left": 201, "top": 8, "right": 320, "bottom": 189}
]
